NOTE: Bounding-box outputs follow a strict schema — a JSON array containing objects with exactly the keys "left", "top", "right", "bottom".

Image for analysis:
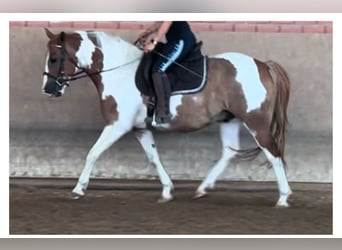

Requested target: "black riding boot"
[{"left": 152, "top": 72, "right": 172, "bottom": 124}]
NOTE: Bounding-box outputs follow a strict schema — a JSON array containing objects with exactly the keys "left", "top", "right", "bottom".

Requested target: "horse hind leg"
[
  {"left": 243, "top": 122, "right": 292, "bottom": 207},
  {"left": 134, "top": 128, "right": 174, "bottom": 203},
  {"left": 195, "top": 119, "right": 241, "bottom": 198}
]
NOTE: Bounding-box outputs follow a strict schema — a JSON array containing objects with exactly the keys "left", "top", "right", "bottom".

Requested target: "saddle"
[{"left": 135, "top": 41, "right": 208, "bottom": 97}]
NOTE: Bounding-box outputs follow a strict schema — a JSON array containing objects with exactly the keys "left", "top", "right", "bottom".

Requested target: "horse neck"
[
  {"left": 76, "top": 31, "right": 143, "bottom": 72},
  {"left": 111, "top": 37, "right": 144, "bottom": 65},
  {"left": 75, "top": 31, "right": 143, "bottom": 100}
]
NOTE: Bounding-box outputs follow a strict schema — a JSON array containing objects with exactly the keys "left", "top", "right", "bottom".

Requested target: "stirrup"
[
  {"left": 155, "top": 114, "right": 172, "bottom": 124},
  {"left": 144, "top": 116, "right": 153, "bottom": 124}
]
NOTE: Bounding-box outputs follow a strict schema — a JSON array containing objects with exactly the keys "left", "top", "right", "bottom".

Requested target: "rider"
[{"left": 139, "top": 21, "right": 197, "bottom": 124}]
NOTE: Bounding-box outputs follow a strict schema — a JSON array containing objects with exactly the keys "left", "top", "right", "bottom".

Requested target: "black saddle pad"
[{"left": 135, "top": 42, "right": 208, "bottom": 97}]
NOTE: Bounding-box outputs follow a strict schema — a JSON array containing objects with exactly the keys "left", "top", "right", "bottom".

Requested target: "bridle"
[
  {"left": 43, "top": 32, "right": 140, "bottom": 95},
  {"left": 43, "top": 32, "right": 76, "bottom": 91}
]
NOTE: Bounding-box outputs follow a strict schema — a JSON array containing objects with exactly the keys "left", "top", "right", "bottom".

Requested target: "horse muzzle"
[
  {"left": 43, "top": 80, "right": 65, "bottom": 97},
  {"left": 42, "top": 71, "right": 71, "bottom": 97}
]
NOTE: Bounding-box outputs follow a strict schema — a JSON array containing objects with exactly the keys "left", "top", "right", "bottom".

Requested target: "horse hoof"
[
  {"left": 274, "top": 201, "right": 290, "bottom": 208},
  {"left": 71, "top": 192, "right": 84, "bottom": 200},
  {"left": 157, "top": 195, "right": 174, "bottom": 203},
  {"left": 193, "top": 190, "right": 207, "bottom": 199}
]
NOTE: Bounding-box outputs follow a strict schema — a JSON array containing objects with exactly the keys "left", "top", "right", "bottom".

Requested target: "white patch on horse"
[
  {"left": 83, "top": 33, "right": 145, "bottom": 126},
  {"left": 191, "top": 95, "right": 204, "bottom": 104},
  {"left": 75, "top": 31, "right": 97, "bottom": 68},
  {"left": 213, "top": 52, "right": 267, "bottom": 112},
  {"left": 88, "top": 34, "right": 143, "bottom": 101},
  {"left": 42, "top": 51, "right": 50, "bottom": 91},
  {"left": 170, "top": 95, "right": 183, "bottom": 117},
  {"left": 151, "top": 95, "right": 183, "bottom": 128}
]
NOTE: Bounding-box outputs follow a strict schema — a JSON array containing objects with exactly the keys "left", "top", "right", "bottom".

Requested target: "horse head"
[{"left": 42, "top": 28, "right": 84, "bottom": 97}]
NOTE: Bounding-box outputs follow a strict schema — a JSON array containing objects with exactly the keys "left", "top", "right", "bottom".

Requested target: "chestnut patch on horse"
[
  {"left": 170, "top": 58, "right": 247, "bottom": 131},
  {"left": 101, "top": 95, "right": 119, "bottom": 125}
]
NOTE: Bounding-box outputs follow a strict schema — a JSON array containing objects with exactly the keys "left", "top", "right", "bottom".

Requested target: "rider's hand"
[{"left": 144, "top": 41, "right": 156, "bottom": 53}]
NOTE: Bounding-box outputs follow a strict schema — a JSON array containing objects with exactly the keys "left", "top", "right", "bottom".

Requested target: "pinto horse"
[{"left": 42, "top": 28, "right": 292, "bottom": 207}]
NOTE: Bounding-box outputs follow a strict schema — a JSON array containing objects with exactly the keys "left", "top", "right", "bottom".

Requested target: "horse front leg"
[
  {"left": 134, "top": 128, "right": 174, "bottom": 203},
  {"left": 72, "top": 123, "right": 129, "bottom": 199}
]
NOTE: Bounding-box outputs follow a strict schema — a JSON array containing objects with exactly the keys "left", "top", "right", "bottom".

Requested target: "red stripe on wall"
[{"left": 9, "top": 21, "right": 333, "bottom": 34}]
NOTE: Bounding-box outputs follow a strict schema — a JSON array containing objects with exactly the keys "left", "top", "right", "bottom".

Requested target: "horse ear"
[{"left": 45, "top": 28, "right": 55, "bottom": 39}]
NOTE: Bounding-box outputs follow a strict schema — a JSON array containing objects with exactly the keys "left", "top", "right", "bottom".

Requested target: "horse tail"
[{"left": 266, "top": 60, "right": 291, "bottom": 165}]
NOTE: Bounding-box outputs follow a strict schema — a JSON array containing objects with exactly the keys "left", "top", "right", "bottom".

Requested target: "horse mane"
[
  {"left": 85, "top": 31, "right": 141, "bottom": 54},
  {"left": 85, "top": 31, "right": 104, "bottom": 48},
  {"left": 72, "top": 30, "right": 143, "bottom": 69}
]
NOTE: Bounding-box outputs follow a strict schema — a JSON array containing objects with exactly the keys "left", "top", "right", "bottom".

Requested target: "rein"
[{"left": 61, "top": 57, "right": 141, "bottom": 82}]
